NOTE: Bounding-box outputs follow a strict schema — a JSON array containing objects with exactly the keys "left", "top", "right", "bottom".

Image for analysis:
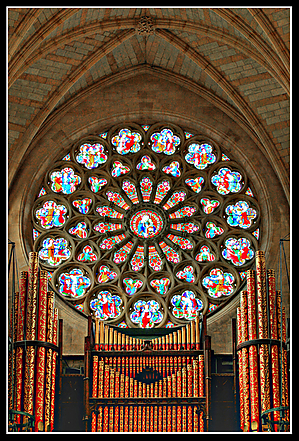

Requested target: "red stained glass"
[{"left": 130, "top": 210, "right": 163, "bottom": 239}]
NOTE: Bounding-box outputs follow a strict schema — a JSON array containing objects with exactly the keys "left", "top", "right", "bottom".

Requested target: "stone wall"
[{"left": 8, "top": 68, "right": 289, "bottom": 354}]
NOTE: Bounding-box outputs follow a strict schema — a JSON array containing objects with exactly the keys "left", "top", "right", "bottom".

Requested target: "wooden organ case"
[{"left": 83, "top": 316, "right": 212, "bottom": 432}]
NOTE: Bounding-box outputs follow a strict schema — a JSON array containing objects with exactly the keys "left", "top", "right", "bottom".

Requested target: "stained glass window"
[
  {"left": 88, "top": 177, "right": 107, "bottom": 193},
  {"left": 130, "top": 299, "right": 163, "bottom": 328},
  {"left": 75, "top": 143, "right": 108, "bottom": 169},
  {"left": 32, "top": 123, "right": 260, "bottom": 326},
  {"left": 106, "top": 191, "right": 130, "bottom": 210},
  {"left": 202, "top": 268, "right": 235, "bottom": 298},
  {"left": 150, "top": 128, "right": 180, "bottom": 155},
  {"left": 140, "top": 177, "right": 153, "bottom": 202},
  {"left": 58, "top": 268, "right": 91, "bottom": 298},
  {"left": 35, "top": 200, "right": 68, "bottom": 229},
  {"left": 50, "top": 167, "right": 81, "bottom": 194},
  {"left": 122, "top": 180, "right": 139, "bottom": 204},
  {"left": 69, "top": 222, "right": 88, "bottom": 239},
  {"left": 111, "top": 128, "right": 142, "bottom": 155},
  {"left": 123, "top": 278, "right": 143, "bottom": 295},
  {"left": 90, "top": 291, "right": 123, "bottom": 320},
  {"left": 185, "top": 143, "right": 216, "bottom": 169},
  {"left": 77, "top": 245, "right": 97, "bottom": 262},
  {"left": 162, "top": 161, "right": 181, "bottom": 177},
  {"left": 129, "top": 210, "right": 164, "bottom": 239},
  {"left": 150, "top": 278, "right": 170, "bottom": 295},
  {"left": 72, "top": 198, "right": 92, "bottom": 214},
  {"left": 38, "top": 237, "right": 71, "bottom": 266},
  {"left": 97, "top": 265, "right": 117, "bottom": 283},
  {"left": 171, "top": 290, "right": 203, "bottom": 320}
]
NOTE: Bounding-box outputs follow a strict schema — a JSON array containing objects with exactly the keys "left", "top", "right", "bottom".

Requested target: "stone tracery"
[{"left": 32, "top": 122, "right": 260, "bottom": 327}]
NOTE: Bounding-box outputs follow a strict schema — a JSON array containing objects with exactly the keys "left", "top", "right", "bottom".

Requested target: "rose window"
[{"left": 32, "top": 123, "right": 260, "bottom": 328}]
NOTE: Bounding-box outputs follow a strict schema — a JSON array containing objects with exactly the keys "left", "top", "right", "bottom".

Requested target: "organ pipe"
[
  {"left": 85, "top": 318, "right": 208, "bottom": 432},
  {"left": 236, "top": 250, "right": 289, "bottom": 432},
  {"left": 8, "top": 252, "right": 61, "bottom": 432}
]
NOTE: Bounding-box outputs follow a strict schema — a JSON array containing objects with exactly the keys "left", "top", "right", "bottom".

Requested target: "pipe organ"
[
  {"left": 236, "top": 251, "right": 289, "bottom": 432},
  {"left": 84, "top": 317, "right": 211, "bottom": 432},
  {"left": 8, "top": 252, "right": 62, "bottom": 432},
  {"left": 8, "top": 249, "right": 290, "bottom": 432}
]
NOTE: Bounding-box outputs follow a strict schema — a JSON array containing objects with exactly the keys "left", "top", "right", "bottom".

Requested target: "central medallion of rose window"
[{"left": 130, "top": 209, "right": 164, "bottom": 239}]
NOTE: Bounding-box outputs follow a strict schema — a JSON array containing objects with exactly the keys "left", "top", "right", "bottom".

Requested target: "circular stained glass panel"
[
  {"left": 129, "top": 209, "right": 164, "bottom": 239},
  {"left": 31, "top": 122, "right": 261, "bottom": 326}
]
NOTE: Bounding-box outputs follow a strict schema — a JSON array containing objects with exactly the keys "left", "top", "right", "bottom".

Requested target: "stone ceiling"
[{"left": 8, "top": 7, "right": 290, "bottom": 201}]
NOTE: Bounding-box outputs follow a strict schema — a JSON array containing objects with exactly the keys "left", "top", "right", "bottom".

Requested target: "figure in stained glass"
[
  {"left": 195, "top": 245, "right": 215, "bottom": 262},
  {"left": 77, "top": 245, "right": 97, "bottom": 262},
  {"left": 200, "top": 198, "right": 220, "bottom": 214},
  {"left": 97, "top": 265, "right": 118, "bottom": 283},
  {"left": 176, "top": 265, "right": 195, "bottom": 283},
  {"left": 225, "top": 201, "right": 257, "bottom": 229},
  {"left": 35, "top": 200, "right": 67, "bottom": 229},
  {"left": 50, "top": 167, "right": 81, "bottom": 194},
  {"left": 72, "top": 198, "right": 92, "bottom": 214},
  {"left": 59, "top": 268, "right": 91, "bottom": 298},
  {"left": 69, "top": 222, "right": 88, "bottom": 239},
  {"left": 150, "top": 128, "right": 180, "bottom": 155},
  {"left": 38, "top": 237, "right": 71, "bottom": 266},
  {"left": 211, "top": 167, "right": 243, "bottom": 195},
  {"left": 185, "top": 143, "right": 216, "bottom": 169},
  {"left": 205, "top": 221, "right": 224, "bottom": 239},
  {"left": 90, "top": 291, "right": 122, "bottom": 320},
  {"left": 88, "top": 177, "right": 107, "bottom": 193},
  {"left": 185, "top": 177, "right": 204, "bottom": 193},
  {"left": 222, "top": 237, "right": 254, "bottom": 266},
  {"left": 162, "top": 161, "right": 181, "bottom": 177},
  {"left": 150, "top": 278, "right": 170, "bottom": 295},
  {"left": 130, "top": 300, "right": 163, "bottom": 328},
  {"left": 111, "top": 161, "right": 130, "bottom": 177},
  {"left": 130, "top": 210, "right": 163, "bottom": 239},
  {"left": 202, "top": 268, "right": 234, "bottom": 298},
  {"left": 123, "top": 278, "right": 143, "bottom": 295},
  {"left": 150, "top": 277, "right": 170, "bottom": 295},
  {"left": 76, "top": 143, "right": 107, "bottom": 169},
  {"left": 136, "top": 155, "right": 156, "bottom": 170},
  {"left": 111, "top": 128, "right": 142, "bottom": 154},
  {"left": 171, "top": 290, "right": 203, "bottom": 320}
]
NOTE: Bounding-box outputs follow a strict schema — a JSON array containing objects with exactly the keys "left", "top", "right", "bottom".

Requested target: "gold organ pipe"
[
  {"left": 90, "top": 323, "right": 205, "bottom": 433},
  {"left": 236, "top": 253, "right": 289, "bottom": 432}
]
